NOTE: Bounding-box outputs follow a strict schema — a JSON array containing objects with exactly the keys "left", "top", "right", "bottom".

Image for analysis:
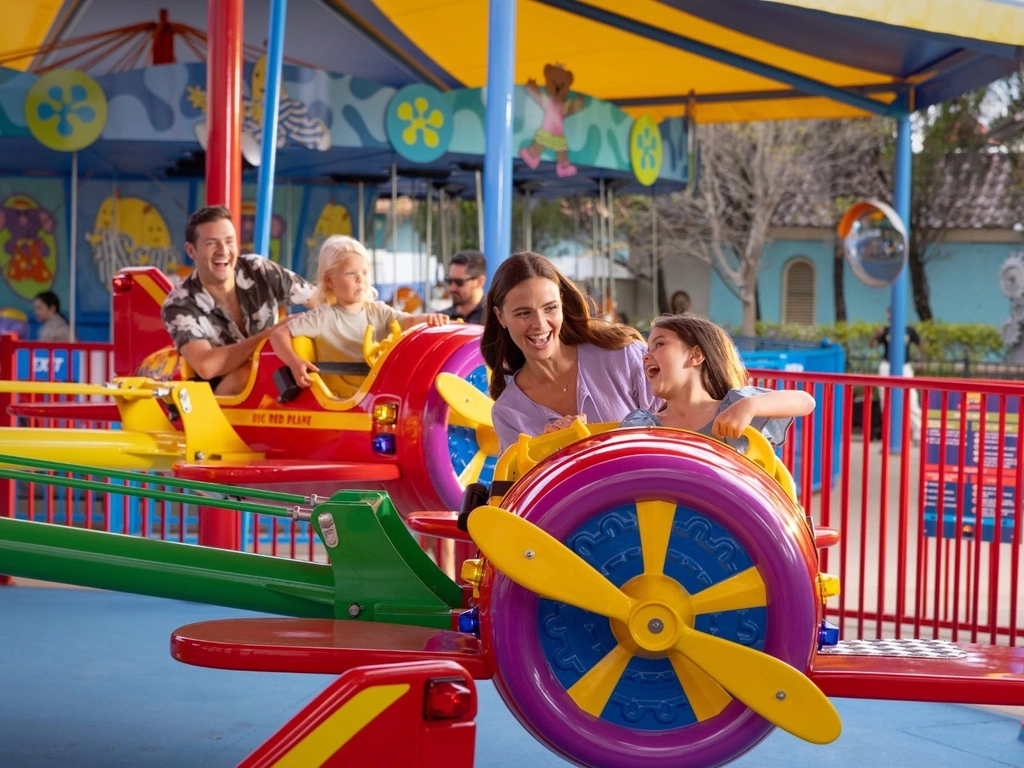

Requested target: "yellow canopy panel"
[
  {"left": 764, "top": 0, "right": 1024, "bottom": 47},
  {"left": 374, "top": 0, "right": 900, "bottom": 121},
  {"left": 0, "top": 0, "right": 64, "bottom": 70}
]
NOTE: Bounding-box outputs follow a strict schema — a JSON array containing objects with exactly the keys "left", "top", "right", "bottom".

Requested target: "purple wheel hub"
[
  {"left": 482, "top": 431, "right": 818, "bottom": 768},
  {"left": 422, "top": 337, "right": 486, "bottom": 511}
]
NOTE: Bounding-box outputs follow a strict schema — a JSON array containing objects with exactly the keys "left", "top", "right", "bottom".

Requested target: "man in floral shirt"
[{"left": 162, "top": 205, "right": 315, "bottom": 395}]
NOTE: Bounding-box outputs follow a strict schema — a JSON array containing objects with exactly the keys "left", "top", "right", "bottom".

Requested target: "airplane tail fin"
[{"left": 111, "top": 267, "right": 174, "bottom": 377}]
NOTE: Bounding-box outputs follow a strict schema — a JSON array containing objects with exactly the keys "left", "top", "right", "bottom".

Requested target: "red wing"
[
  {"left": 405, "top": 510, "right": 473, "bottom": 542},
  {"left": 172, "top": 458, "right": 401, "bottom": 485},
  {"left": 811, "top": 640, "right": 1024, "bottom": 705},
  {"left": 7, "top": 401, "right": 122, "bottom": 423},
  {"left": 172, "top": 618, "right": 490, "bottom": 679}
]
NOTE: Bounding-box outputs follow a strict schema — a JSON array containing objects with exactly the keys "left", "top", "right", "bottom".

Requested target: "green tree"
[{"left": 879, "top": 72, "right": 1024, "bottom": 320}]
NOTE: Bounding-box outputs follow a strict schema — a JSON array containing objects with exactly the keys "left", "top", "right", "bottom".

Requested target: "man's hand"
[{"left": 289, "top": 359, "right": 320, "bottom": 389}]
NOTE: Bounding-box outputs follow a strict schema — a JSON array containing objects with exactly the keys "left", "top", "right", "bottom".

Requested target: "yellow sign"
[
  {"left": 629, "top": 115, "right": 663, "bottom": 187},
  {"left": 226, "top": 409, "right": 372, "bottom": 432},
  {"left": 26, "top": 69, "right": 108, "bottom": 152}
]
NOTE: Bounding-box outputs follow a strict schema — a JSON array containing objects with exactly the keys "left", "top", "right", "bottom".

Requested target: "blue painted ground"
[{"left": 0, "top": 587, "right": 1020, "bottom": 768}]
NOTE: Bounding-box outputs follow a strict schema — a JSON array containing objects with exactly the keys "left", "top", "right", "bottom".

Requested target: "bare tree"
[{"left": 622, "top": 120, "right": 887, "bottom": 334}]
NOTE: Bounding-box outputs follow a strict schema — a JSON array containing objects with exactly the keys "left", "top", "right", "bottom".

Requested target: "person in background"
[
  {"left": 621, "top": 314, "right": 814, "bottom": 450},
  {"left": 670, "top": 290, "right": 691, "bottom": 315},
  {"left": 33, "top": 291, "right": 74, "bottom": 342},
  {"left": 871, "top": 306, "right": 923, "bottom": 442},
  {"left": 442, "top": 249, "right": 487, "bottom": 324},
  {"left": 162, "top": 205, "right": 315, "bottom": 396},
  {"left": 482, "top": 251, "right": 658, "bottom": 454}
]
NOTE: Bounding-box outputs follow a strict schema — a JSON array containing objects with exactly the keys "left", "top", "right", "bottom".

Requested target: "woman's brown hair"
[
  {"left": 481, "top": 251, "right": 642, "bottom": 399},
  {"left": 651, "top": 314, "right": 747, "bottom": 401}
]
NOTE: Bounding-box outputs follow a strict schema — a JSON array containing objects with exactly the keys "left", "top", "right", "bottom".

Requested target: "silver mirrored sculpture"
[{"left": 837, "top": 200, "right": 908, "bottom": 288}]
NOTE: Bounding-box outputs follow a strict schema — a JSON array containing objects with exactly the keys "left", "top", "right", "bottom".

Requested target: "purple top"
[{"left": 492, "top": 341, "right": 658, "bottom": 453}]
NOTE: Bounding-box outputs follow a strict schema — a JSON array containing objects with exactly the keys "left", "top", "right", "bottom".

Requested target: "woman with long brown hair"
[{"left": 481, "top": 251, "right": 657, "bottom": 453}]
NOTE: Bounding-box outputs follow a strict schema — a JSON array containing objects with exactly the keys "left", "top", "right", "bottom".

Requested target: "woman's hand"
[
  {"left": 424, "top": 313, "right": 450, "bottom": 327},
  {"left": 289, "top": 359, "right": 320, "bottom": 388},
  {"left": 711, "top": 399, "right": 755, "bottom": 440},
  {"left": 544, "top": 413, "right": 587, "bottom": 433}
]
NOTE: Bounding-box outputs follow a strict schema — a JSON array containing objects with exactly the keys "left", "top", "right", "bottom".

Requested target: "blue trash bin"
[{"left": 736, "top": 337, "right": 845, "bottom": 492}]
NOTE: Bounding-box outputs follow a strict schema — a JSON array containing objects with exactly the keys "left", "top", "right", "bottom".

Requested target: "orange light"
[
  {"left": 112, "top": 274, "right": 134, "bottom": 293},
  {"left": 373, "top": 402, "right": 398, "bottom": 424}
]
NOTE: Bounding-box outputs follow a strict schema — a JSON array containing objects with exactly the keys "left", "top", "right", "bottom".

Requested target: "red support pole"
[
  {"left": 200, "top": 0, "right": 243, "bottom": 551},
  {"left": 198, "top": 505, "right": 240, "bottom": 551},
  {"left": 152, "top": 9, "right": 176, "bottom": 65},
  {"left": 205, "top": 0, "right": 243, "bottom": 232}
]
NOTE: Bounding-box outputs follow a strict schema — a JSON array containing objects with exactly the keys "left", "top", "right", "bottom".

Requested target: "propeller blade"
[
  {"left": 689, "top": 567, "right": 767, "bottom": 615},
  {"left": 567, "top": 644, "right": 634, "bottom": 717},
  {"left": 468, "top": 505, "right": 633, "bottom": 622},
  {"left": 447, "top": 410, "right": 475, "bottom": 430},
  {"left": 457, "top": 450, "right": 488, "bottom": 486},
  {"left": 636, "top": 499, "right": 676, "bottom": 576},
  {"left": 668, "top": 653, "right": 732, "bottom": 721},
  {"left": 436, "top": 372, "right": 494, "bottom": 429},
  {"left": 672, "top": 628, "right": 841, "bottom": 744}
]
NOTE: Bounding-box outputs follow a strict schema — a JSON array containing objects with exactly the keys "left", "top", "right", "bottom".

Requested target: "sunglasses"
[{"left": 445, "top": 276, "right": 479, "bottom": 287}]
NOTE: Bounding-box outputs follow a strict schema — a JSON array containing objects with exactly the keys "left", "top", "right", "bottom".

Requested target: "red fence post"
[{"left": 0, "top": 333, "right": 15, "bottom": 584}]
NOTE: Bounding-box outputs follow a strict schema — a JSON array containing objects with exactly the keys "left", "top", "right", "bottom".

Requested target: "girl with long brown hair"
[{"left": 621, "top": 314, "right": 814, "bottom": 448}]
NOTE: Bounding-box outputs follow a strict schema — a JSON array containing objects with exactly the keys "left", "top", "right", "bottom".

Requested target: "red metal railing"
[
  {"left": 2, "top": 333, "right": 1022, "bottom": 643},
  {"left": 754, "top": 369, "right": 1024, "bottom": 644}
]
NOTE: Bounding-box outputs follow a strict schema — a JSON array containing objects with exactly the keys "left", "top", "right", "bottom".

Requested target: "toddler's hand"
[
  {"left": 289, "top": 360, "right": 319, "bottom": 388},
  {"left": 711, "top": 400, "right": 754, "bottom": 440},
  {"left": 425, "top": 313, "right": 450, "bottom": 327}
]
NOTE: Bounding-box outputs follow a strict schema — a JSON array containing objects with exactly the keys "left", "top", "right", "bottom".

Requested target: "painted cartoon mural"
[
  {"left": 519, "top": 64, "right": 587, "bottom": 177},
  {"left": 240, "top": 200, "right": 287, "bottom": 263},
  {"left": 189, "top": 55, "right": 331, "bottom": 162},
  {"left": 305, "top": 200, "right": 353, "bottom": 277},
  {"left": 0, "top": 59, "right": 686, "bottom": 340},
  {"left": 85, "top": 194, "right": 187, "bottom": 291},
  {"left": 0, "top": 194, "right": 57, "bottom": 299}
]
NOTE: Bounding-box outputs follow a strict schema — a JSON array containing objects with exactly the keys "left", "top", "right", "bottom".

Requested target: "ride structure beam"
[{"left": 0, "top": 481, "right": 461, "bottom": 627}]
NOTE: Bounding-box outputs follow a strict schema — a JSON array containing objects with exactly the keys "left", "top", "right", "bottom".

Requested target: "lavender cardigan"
[{"left": 492, "top": 341, "right": 658, "bottom": 454}]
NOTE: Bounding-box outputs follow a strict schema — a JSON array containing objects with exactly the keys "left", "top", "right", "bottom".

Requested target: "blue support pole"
[
  {"left": 889, "top": 111, "right": 913, "bottom": 452},
  {"left": 254, "top": 0, "right": 288, "bottom": 259},
  {"left": 483, "top": 0, "right": 517, "bottom": 287}
]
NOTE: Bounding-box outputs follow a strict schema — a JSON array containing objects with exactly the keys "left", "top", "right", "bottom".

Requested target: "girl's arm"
[
  {"left": 712, "top": 389, "right": 815, "bottom": 440},
  {"left": 270, "top": 323, "right": 320, "bottom": 388},
  {"left": 401, "top": 313, "right": 450, "bottom": 330}
]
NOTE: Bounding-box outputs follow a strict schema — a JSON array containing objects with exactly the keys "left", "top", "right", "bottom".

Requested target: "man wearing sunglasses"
[{"left": 441, "top": 249, "right": 487, "bottom": 324}]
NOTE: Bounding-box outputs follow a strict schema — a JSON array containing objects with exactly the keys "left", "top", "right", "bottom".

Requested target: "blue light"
[
  {"left": 458, "top": 607, "right": 480, "bottom": 637},
  {"left": 818, "top": 620, "right": 839, "bottom": 649},
  {"left": 372, "top": 433, "right": 396, "bottom": 455}
]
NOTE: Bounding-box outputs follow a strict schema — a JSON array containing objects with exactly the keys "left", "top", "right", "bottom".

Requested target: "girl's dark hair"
[
  {"left": 651, "top": 314, "right": 747, "bottom": 400},
  {"left": 481, "top": 251, "right": 643, "bottom": 399}
]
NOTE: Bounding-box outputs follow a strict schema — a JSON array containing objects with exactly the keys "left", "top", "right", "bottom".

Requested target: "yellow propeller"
[
  {"left": 468, "top": 504, "right": 841, "bottom": 745},
  {"left": 436, "top": 372, "right": 494, "bottom": 429},
  {"left": 435, "top": 372, "right": 499, "bottom": 486}
]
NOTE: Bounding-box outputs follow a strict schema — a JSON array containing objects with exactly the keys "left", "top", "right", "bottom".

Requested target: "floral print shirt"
[{"left": 161, "top": 253, "right": 315, "bottom": 350}]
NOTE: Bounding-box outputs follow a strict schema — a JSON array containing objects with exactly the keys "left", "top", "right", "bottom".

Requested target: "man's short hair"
[
  {"left": 449, "top": 249, "right": 486, "bottom": 278},
  {"left": 185, "top": 205, "right": 234, "bottom": 245}
]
